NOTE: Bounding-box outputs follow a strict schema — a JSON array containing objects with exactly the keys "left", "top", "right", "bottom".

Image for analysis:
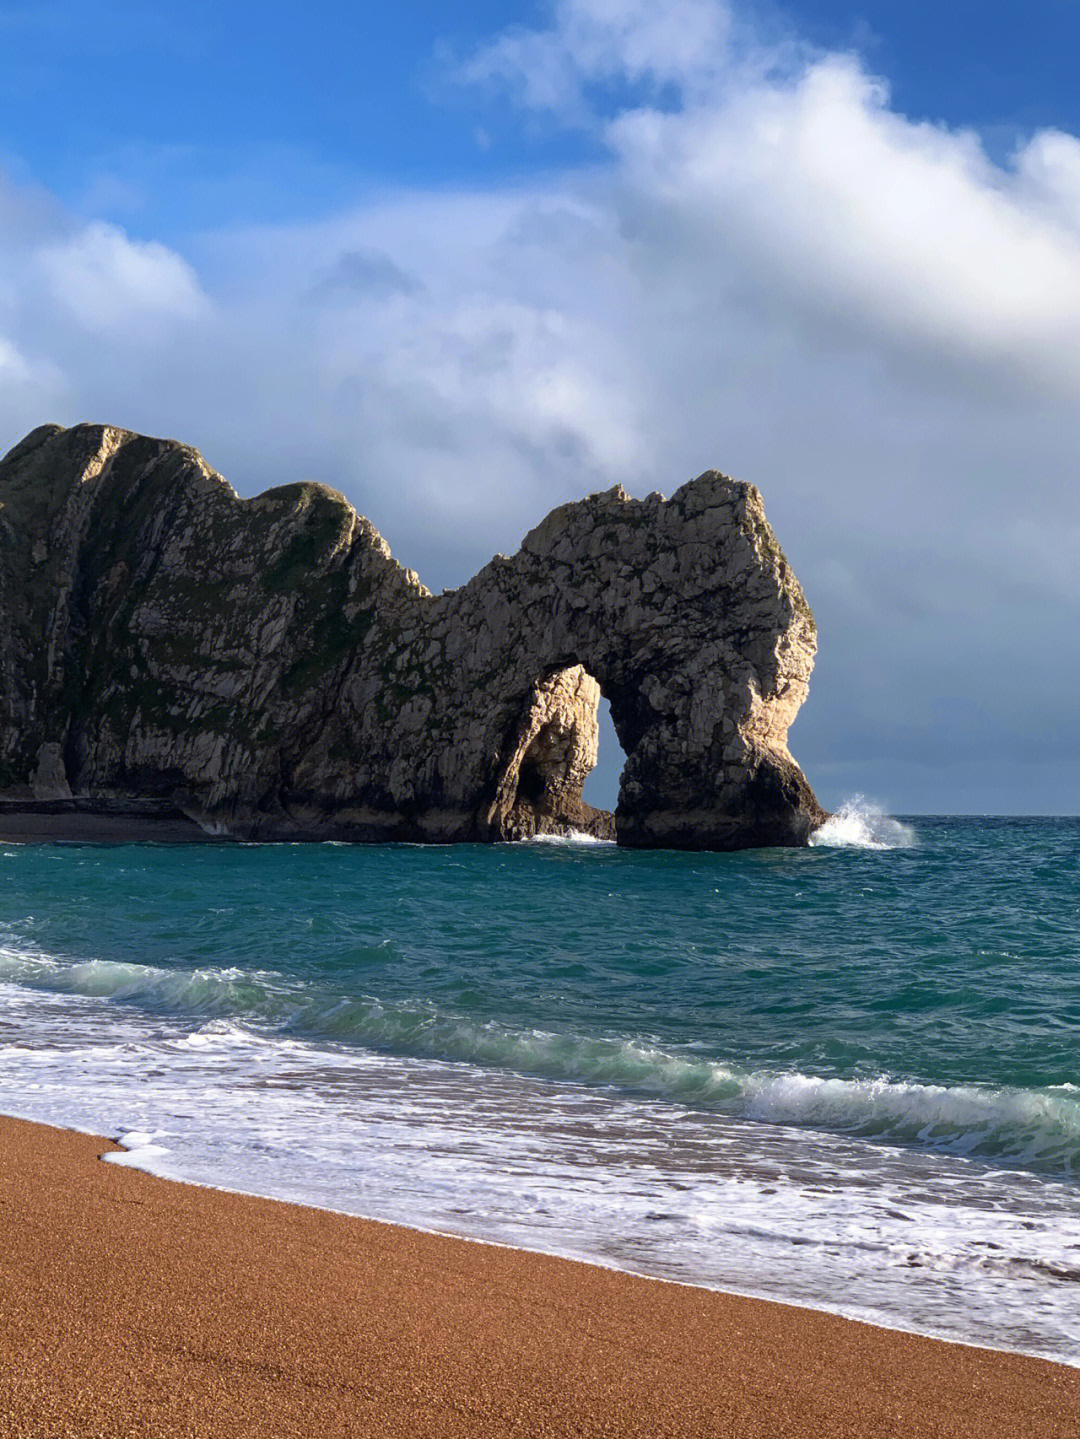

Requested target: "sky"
[{"left": 2, "top": 1, "right": 1079, "bottom": 815}]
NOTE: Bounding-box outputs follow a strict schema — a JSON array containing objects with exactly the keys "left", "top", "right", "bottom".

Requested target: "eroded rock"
[
  {"left": 485, "top": 666, "right": 614, "bottom": 841},
  {"left": 0, "top": 423, "right": 825, "bottom": 849},
  {"left": 30, "top": 741, "right": 72, "bottom": 800}
]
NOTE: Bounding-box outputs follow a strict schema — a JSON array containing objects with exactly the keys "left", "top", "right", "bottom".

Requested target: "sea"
[{"left": 2, "top": 803, "right": 1078, "bottom": 1366}]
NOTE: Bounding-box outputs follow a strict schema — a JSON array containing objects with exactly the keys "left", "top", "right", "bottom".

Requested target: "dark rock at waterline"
[{"left": 0, "top": 423, "right": 824, "bottom": 848}]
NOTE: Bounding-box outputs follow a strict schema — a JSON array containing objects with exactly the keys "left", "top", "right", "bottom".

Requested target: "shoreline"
[
  {"left": 2, "top": 1115, "right": 1078, "bottom": 1438},
  {"left": 93, "top": 1125, "right": 1080, "bottom": 1373}
]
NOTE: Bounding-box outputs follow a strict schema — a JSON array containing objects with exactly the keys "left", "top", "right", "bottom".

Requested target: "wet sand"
[{"left": 1, "top": 1115, "right": 1077, "bottom": 1439}]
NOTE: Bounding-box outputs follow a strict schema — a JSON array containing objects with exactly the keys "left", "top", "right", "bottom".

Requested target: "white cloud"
[
  {"left": 0, "top": 335, "right": 34, "bottom": 382},
  {"left": 609, "top": 56, "right": 1080, "bottom": 381},
  {"left": 1015, "top": 128, "right": 1080, "bottom": 231},
  {"left": 463, "top": 0, "right": 732, "bottom": 115},
  {"left": 35, "top": 220, "right": 210, "bottom": 335}
]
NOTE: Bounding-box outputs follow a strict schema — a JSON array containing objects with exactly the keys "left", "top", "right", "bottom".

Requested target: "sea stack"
[{"left": 0, "top": 423, "right": 824, "bottom": 848}]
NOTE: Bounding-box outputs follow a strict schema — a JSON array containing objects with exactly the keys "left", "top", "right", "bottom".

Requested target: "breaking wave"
[
  {"left": 810, "top": 797, "right": 916, "bottom": 850},
  {"left": 3, "top": 943, "right": 1077, "bottom": 1179}
]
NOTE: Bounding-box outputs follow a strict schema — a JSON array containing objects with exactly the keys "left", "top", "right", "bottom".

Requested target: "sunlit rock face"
[
  {"left": 0, "top": 423, "right": 824, "bottom": 848},
  {"left": 485, "top": 665, "right": 614, "bottom": 841}
]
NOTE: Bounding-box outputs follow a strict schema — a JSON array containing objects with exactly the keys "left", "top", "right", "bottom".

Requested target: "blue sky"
[
  {"left": 8, "top": 1, "right": 1080, "bottom": 223},
  {"left": 4, "top": 2, "right": 1078, "bottom": 230},
  {"left": 2, "top": 1, "right": 1079, "bottom": 814}
]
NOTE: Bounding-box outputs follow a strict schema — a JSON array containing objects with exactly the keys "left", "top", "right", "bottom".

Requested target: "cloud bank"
[{"left": 2, "top": 0, "right": 1079, "bottom": 811}]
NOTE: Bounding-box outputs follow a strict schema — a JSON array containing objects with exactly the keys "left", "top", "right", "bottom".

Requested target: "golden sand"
[{"left": 1, "top": 1115, "right": 1077, "bottom": 1438}]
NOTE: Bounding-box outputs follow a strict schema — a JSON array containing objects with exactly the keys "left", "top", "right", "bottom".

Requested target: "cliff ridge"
[{"left": 0, "top": 424, "right": 824, "bottom": 848}]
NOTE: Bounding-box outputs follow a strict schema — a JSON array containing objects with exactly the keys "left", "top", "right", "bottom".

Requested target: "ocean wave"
[
  {"left": 3, "top": 943, "right": 1077, "bottom": 1178},
  {"left": 740, "top": 1071, "right": 1080, "bottom": 1174},
  {"left": 810, "top": 797, "right": 916, "bottom": 850},
  {"left": 520, "top": 830, "right": 616, "bottom": 846},
  {"left": 0, "top": 945, "right": 296, "bottom": 1020}
]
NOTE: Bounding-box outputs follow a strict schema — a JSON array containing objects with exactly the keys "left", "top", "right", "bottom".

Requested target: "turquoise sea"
[{"left": 2, "top": 804, "right": 1079, "bottom": 1364}]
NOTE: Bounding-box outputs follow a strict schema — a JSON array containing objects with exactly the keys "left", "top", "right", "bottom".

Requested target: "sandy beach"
[{"left": 1, "top": 1115, "right": 1077, "bottom": 1438}]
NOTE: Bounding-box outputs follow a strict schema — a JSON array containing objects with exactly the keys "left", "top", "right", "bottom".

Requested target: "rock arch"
[
  {"left": 0, "top": 424, "right": 825, "bottom": 849},
  {"left": 432, "top": 474, "right": 824, "bottom": 849}
]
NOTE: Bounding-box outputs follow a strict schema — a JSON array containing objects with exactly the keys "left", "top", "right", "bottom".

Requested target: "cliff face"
[{"left": 0, "top": 423, "right": 824, "bottom": 848}]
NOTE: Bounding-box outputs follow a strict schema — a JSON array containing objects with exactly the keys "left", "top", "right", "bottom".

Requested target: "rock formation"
[{"left": 0, "top": 423, "right": 824, "bottom": 848}]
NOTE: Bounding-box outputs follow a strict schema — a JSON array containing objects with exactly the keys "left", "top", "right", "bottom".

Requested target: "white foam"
[
  {"left": 104, "top": 1130, "right": 172, "bottom": 1168},
  {"left": 523, "top": 830, "right": 616, "bottom": 846},
  {"left": 3, "top": 979, "right": 1080, "bottom": 1365},
  {"left": 810, "top": 797, "right": 916, "bottom": 850},
  {"left": 740, "top": 1070, "right": 1080, "bottom": 1169},
  {"left": 5, "top": 946, "right": 1080, "bottom": 1173}
]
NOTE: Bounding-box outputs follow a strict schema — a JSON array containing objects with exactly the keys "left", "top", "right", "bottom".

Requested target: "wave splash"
[
  {"left": 810, "top": 797, "right": 915, "bottom": 850},
  {"left": 3, "top": 943, "right": 1077, "bottom": 1179}
]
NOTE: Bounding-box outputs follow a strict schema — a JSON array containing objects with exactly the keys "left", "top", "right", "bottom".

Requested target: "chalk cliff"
[{"left": 0, "top": 424, "right": 824, "bottom": 848}]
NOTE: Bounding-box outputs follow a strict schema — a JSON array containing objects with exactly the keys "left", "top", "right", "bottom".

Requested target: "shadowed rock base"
[
  {"left": 0, "top": 424, "right": 825, "bottom": 849},
  {"left": 0, "top": 797, "right": 210, "bottom": 842}
]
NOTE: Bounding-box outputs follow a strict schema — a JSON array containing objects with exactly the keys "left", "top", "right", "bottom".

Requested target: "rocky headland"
[{"left": 0, "top": 423, "right": 824, "bottom": 848}]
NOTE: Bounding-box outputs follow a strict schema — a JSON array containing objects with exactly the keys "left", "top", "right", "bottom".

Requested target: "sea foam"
[
  {"left": 3, "top": 943, "right": 1077, "bottom": 1178},
  {"left": 4, "top": 978, "right": 1080, "bottom": 1367},
  {"left": 104, "top": 1130, "right": 172, "bottom": 1168}
]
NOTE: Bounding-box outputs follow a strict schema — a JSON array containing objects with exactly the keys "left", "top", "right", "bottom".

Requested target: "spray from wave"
[{"left": 810, "top": 796, "right": 915, "bottom": 850}]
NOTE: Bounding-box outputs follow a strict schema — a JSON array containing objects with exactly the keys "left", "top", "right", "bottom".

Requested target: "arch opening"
[
  {"left": 582, "top": 695, "right": 626, "bottom": 815},
  {"left": 487, "top": 665, "right": 616, "bottom": 842}
]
